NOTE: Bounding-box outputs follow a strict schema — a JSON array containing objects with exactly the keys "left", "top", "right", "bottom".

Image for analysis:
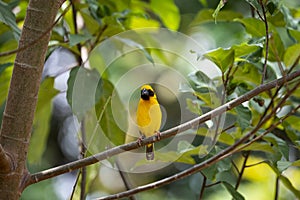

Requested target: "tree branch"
[{"left": 24, "top": 69, "right": 300, "bottom": 188}]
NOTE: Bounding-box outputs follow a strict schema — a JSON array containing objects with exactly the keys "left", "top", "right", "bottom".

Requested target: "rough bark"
[{"left": 0, "top": 0, "right": 64, "bottom": 199}]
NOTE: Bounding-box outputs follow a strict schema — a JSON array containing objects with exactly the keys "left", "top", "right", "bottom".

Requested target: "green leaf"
[
  {"left": 284, "top": 43, "right": 300, "bottom": 67},
  {"left": 115, "top": 37, "right": 154, "bottom": 64},
  {"left": 28, "top": 78, "right": 59, "bottom": 163},
  {"left": 95, "top": 79, "right": 126, "bottom": 146},
  {"left": 0, "top": 1, "right": 20, "bottom": 40},
  {"left": 234, "top": 63, "right": 261, "bottom": 85},
  {"left": 69, "top": 33, "right": 93, "bottom": 47},
  {"left": 201, "top": 162, "right": 218, "bottom": 180},
  {"left": 284, "top": 116, "right": 300, "bottom": 131},
  {"left": 80, "top": 11, "right": 101, "bottom": 35},
  {"left": 232, "top": 43, "right": 260, "bottom": 58},
  {"left": 186, "top": 98, "right": 203, "bottom": 116},
  {"left": 279, "top": 175, "right": 300, "bottom": 198},
  {"left": 289, "top": 29, "right": 300, "bottom": 42},
  {"left": 235, "top": 18, "right": 266, "bottom": 37},
  {"left": 204, "top": 48, "right": 234, "bottom": 72},
  {"left": 292, "top": 160, "right": 300, "bottom": 167},
  {"left": 242, "top": 142, "right": 275, "bottom": 153},
  {"left": 218, "top": 132, "right": 235, "bottom": 145},
  {"left": 188, "top": 70, "right": 213, "bottom": 89},
  {"left": 277, "top": 161, "right": 292, "bottom": 172},
  {"left": 234, "top": 105, "right": 252, "bottom": 132},
  {"left": 265, "top": 162, "right": 300, "bottom": 198},
  {"left": 192, "top": 9, "right": 243, "bottom": 25},
  {"left": 67, "top": 67, "right": 102, "bottom": 120},
  {"left": 150, "top": 0, "right": 180, "bottom": 30},
  {"left": 267, "top": 31, "right": 285, "bottom": 62},
  {"left": 222, "top": 182, "right": 245, "bottom": 200}
]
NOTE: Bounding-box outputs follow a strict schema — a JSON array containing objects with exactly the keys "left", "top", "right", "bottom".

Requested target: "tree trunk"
[{"left": 0, "top": 0, "right": 64, "bottom": 199}]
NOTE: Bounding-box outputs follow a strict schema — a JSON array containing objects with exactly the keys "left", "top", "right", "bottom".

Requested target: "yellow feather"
[{"left": 136, "top": 85, "right": 162, "bottom": 160}]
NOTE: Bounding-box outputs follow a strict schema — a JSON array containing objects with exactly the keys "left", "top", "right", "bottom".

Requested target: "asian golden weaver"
[{"left": 136, "top": 85, "right": 162, "bottom": 160}]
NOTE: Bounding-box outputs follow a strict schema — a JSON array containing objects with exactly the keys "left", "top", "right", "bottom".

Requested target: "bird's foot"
[
  {"left": 136, "top": 135, "right": 146, "bottom": 147},
  {"left": 155, "top": 131, "right": 161, "bottom": 141}
]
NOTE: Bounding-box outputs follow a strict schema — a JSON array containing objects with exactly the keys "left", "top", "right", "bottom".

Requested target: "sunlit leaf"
[
  {"left": 232, "top": 43, "right": 260, "bottom": 58},
  {"left": 292, "top": 160, "right": 300, "bottom": 167},
  {"left": 80, "top": 11, "right": 101, "bottom": 35},
  {"left": 289, "top": 29, "right": 300, "bottom": 42},
  {"left": 28, "top": 78, "right": 59, "bottom": 163},
  {"left": 284, "top": 116, "right": 300, "bottom": 131},
  {"left": 204, "top": 48, "right": 234, "bottom": 72},
  {"left": 242, "top": 142, "right": 275, "bottom": 153},
  {"left": 222, "top": 182, "right": 245, "bottom": 200},
  {"left": 279, "top": 174, "right": 300, "bottom": 198},
  {"left": 150, "top": 0, "right": 180, "bottom": 30},
  {"left": 191, "top": 9, "right": 242, "bottom": 25},
  {"left": 218, "top": 132, "right": 235, "bottom": 145},
  {"left": 235, "top": 18, "right": 266, "bottom": 37},
  {"left": 284, "top": 43, "right": 300, "bottom": 67}
]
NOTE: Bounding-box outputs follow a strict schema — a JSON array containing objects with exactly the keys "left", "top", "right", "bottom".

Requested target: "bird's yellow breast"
[{"left": 137, "top": 98, "right": 162, "bottom": 137}]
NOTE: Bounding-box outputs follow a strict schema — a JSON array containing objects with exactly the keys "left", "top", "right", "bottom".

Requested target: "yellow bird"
[{"left": 137, "top": 85, "right": 162, "bottom": 160}]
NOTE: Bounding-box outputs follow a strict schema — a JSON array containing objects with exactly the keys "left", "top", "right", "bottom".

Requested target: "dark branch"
[{"left": 259, "top": 0, "right": 270, "bottom": 84}]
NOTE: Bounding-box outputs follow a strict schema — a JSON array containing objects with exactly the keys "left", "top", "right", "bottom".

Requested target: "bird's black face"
[{"left": 141, "top": 88, "right": 154, "bottom": 100}]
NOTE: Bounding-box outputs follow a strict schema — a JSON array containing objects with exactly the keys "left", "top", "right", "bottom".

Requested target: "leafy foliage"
[{"left": 0, "top": 0, "right": 299, "bottom": 199}]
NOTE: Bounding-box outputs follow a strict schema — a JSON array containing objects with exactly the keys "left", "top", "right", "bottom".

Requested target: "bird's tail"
[{"left": 146, "top": 144, "right": 154, "bottom": 160}]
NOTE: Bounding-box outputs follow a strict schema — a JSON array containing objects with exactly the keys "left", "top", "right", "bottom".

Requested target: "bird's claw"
[
  {"left": 136, "top": 135, "right": 146, "bottom": 147},
  {"left": 155, "top": 131, "right": 161, "bottom": 141}
]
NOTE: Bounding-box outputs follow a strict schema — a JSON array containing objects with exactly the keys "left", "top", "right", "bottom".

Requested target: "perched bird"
[{"left": 137, "top": 85, "right": 162, "bottom": 160}]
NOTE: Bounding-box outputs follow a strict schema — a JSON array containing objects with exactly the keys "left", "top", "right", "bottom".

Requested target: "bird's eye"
[{"left": 148, "top": 89, "right": 154, "bottom": 96}]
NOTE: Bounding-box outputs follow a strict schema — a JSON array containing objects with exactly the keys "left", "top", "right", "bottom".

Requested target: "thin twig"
[
  {"left": 259, "top": 0, "right": 270, "bottom": 84},
  {"left": 205, "top": 181, "right": 221, "bottom": 188},
  {"left": 199, "top": 173, "right": 206, "bottom": 200},
  {"left": 71, "top": 0, "right": 82, "bottom": 65},
  {"left": 69, "top": 171, "right": 81, "bottom": 200},
  {"left": 231, "top": 160, "right": 239, "bottom": 174},
  {"left": 25, "top": 69, "right": 300, "bottom": 187},
  {"left": 245, "top": 160, "right": 266, "bottom": 168},
  {"left": 80, "top": 118, "right": 87, "bottom": 200},
  {"left": 115, "top": 160, "right": 136, "bottom": 200},
  {"left": 235, "top": 151, "right": 250, "bottom": 190}
]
